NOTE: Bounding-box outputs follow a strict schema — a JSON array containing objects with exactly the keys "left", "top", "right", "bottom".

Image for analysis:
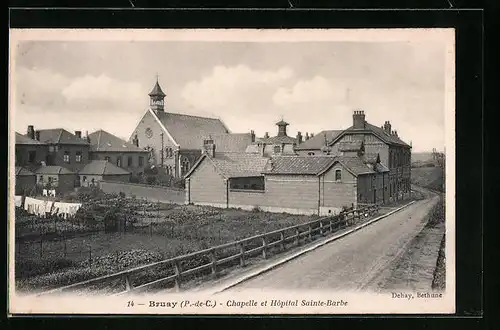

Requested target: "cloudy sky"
[{"left": 11, "top": 35, "right": 449, "bottom": 152}]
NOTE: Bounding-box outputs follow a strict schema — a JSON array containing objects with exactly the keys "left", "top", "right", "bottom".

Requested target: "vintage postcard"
[{"left": 8, "top": 28, "right": 455, "bottom": 314}]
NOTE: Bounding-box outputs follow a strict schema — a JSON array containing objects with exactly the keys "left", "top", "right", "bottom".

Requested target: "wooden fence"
[{"left": 38, "top": 204, "right": 380, "bottom": 296}]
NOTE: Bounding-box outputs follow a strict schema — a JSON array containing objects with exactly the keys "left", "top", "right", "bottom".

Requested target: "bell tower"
[{"left": 149, "top": 75, "right": 166, "bottom": 112}]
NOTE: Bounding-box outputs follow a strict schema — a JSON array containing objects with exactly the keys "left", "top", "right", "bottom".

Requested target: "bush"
[
  {"left": 16, "top": 258, "right": 77, "bottom": 279},
  {"left": 251, "top": 206, "right": 262, "bottom": 213}
]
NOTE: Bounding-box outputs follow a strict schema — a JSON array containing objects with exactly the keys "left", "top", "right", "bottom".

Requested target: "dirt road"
[{"left": 225, "top": 194, "right": 440, "bottom": 292}]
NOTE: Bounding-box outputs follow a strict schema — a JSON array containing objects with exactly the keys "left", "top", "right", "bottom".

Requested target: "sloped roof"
[
  {"left": 263, "top": 155, "right": 376, "bottom": 176},
  {"left": 263, "top": 156, "right": 335, "bottom": 175},
  {"left": 35, "top": 166, "right": 76, "bottom": 175},
  {"left": 185, "top": 152, "right": 269, "bottom": 179},
  {"left": 373, "top": 162, "right": 390, "bottom": 173},
  {"left": 334, "top": 122, "right": 410, "bottom": 147},
  {"left": 245, "top": 144, "right": 260, "bottom": 153},
  {"left": 259, "top": 135, "right": 297, "bottom": 145},
  {"left": 154, "top": 111, "right": 230, "bottom": 149},
  {"left": 15, "top": 166, "right": 36, "bottom": 176},
  {"left": 15, "top": 132, "right": 46, "bottom": 145},
  {"left": 149, "top": 81, "right": 166, "bottom": 97},
  {"left": 336, "top": 156, "right": 376, "bottom": 176},
  {"left": 36, "top": 129, "right": 89, "bottom": 145},
  {"left": 79, "top": 160, "right": 131, "bottom": 176},
  {"left": 88, "top": 130, "right": 147, "bottom": 153},
  {"left": 204, "top": 133, "right": 253, "bottom": 152},
  {"left": 295, "top": 130, "right": 343, "bottom": 150},
  {"left": 362, "top": 153, "right": 380, "bottom": 164}
]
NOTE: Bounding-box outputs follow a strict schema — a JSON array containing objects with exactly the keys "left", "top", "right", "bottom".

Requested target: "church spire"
[{"left": 149, "top": 75, "right": 166, "bottom": 112}]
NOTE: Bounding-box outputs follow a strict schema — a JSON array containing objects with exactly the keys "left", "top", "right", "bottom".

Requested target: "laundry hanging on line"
[
  {"left": 23, "top": 197, "right": 54, "bottom": 217},
  {"left": 52, "top": 201, "right": 82, "bottom": 219}
]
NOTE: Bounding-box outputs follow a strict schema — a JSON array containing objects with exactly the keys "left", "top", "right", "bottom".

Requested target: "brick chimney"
[
  {"left": 394, "top": 130, "right": 398, "bottom": 137},
  {"left": 296, "top": 131, "right": 303, "bottom": 144},
  {"left": 264, "top": 132, "right": 269, "bottom": 139},
  {"left": 203, "top": 138, "right": 216, "bottom": 158},
  {"left": 383, "top": 121, "right": 392, "bottom": 134},
  {"left": 250, "top": 130, "right": 255, "bottom": 143},
  {"left": 132, "top": 134, "right": 139, "bottom": 147},
  {"left": 305, "top": 132, "right": 309, "bottom": 141},
  {"left": 27, "top": 125, "right": 35, "bottom": 140},
  {"left": 261, "top": 143, "right": 267, "bottom": 157},
  {"left": 353, "top": 110, "right": 366, "bottom": 129},
  {"left": 35, "top": 130, "right": 40, "bottom": 141},
  {"left": 74, "top": 131, "right": 82, "bottom": 138}
]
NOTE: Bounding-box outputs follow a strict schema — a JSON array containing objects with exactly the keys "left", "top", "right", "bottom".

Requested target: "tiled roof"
[
  {"left": 336, "top": 156, "right": 376, "bottom": 176},
  {"left": 15, "top": 166, "right": 36, "bottom": 176},
  {"left": 338, "top": 140, "right": 364, "bottom": 152},
  {"left": 374, "top": 162, "right": 390, "bottom": 173},
  {"left": 35, "top": 166, "right": 76, "bottom": 175},
  {"left": 362, "top": 153, "right": 379, "bottom": 164},
  {"left": 263, "top": 155, "right": 375, "bottom": 176},
  {"left": 245, "top": 144, "right": 260, "bottom": 153},
  {"left": 259, "top": 135, "right": 297, "bottom": 145},
  {"left": 79, "top": 160, "right": 131, "bottom": 176},
  {"left": 263, "top": 156, "right": 336, "bottom": 175},
  {"left": 154, "top": 111, "right": 230, "bottom": 150},
  {"left": 210, "top": 152, "right": 269, "bottom": 178},
  {"left": 15, "top": 132, "right": 46, "bottom": 145},
  {"left": 204, "top": 133, "right": 253, "bottom": 152},
  {"left": 88, "top": 130, "right": 147, "bottom": 153},
  {"left": 295, "top": 130, "right": 343, "bottom": 150},
  {"left": 36, "top": 129, "right": 89, "bottom": 145},
  {"left": 339, "top": 122, "right": 410, "bottom": 147}
]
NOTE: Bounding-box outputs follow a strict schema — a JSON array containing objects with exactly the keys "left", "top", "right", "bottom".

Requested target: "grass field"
[
  {"left": 411, "top": 166, "right": 445, "bottom": 192},
  {"left": 15, "top": 200, "right": 320, "bottom": 292}
]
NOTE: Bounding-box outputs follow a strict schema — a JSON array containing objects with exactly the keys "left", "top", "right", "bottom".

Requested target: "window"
[
  {"left": 181, "top": 158, "right": 190, "bottom": 175},
  {"left": 128, "top": 156, "right": 133, "bottom": 167},
  {"left": 39, "top": 175, "right": 43, "bottom": 182},
  {"left": 82, "top": 176, "right": 87, "bottom": 182},
  {"left": 104, "top": 156, "right": 111, "bottom": 162},
  {"left": 28, "top": 151, "right": 36, "bottom": 163},
  {"left": 165, "top": 147, "right": 174, "bottom": 158},
  {"left": 138, "top": 156, "right": 144, "bottom": 167},
  {"left": 230, "top": 177, "right": 265, "bottom": 191},
  {"left": 116, "top": 156, "right": 122, "bottom": 167},
  {"left": 75, "top": 151, "right": 82, "bottom": 163},
  {"left": 335, "top": 169, "right": 342, "bottom": 181},
  {"left": 273, "top": 145, "right": 281, "bottom": 154},
  {"left": 308, "top": 152, "right": 315, "bottom": 156},
  {"left": 48, "top": 177, "right": 53, "bottom": 183},
  {"left": 63, "top": 151, "right": 70, "bottom": 163}
]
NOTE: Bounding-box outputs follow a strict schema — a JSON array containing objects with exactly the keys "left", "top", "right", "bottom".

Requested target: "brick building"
[
  {"left": 184, "top": 142, "right": 390, "bottom": 215},
  {"left": 128, "top": 79, "right": 254, "bottom": 178},
  {"left": 295, "top": 110, "right": 411, "bottom": 202},
  {"left": 87, "top": 129, "right": 149, "bottom": 178}
]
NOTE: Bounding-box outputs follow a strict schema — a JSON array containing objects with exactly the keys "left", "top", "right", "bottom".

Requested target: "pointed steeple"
[{"left": 149, "top": 75, "right": 166, "bottom": 112}]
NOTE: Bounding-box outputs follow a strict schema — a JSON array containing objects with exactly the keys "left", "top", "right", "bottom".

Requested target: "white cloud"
[
  {"left": 180, "top": 65, "right": 293, "bottom": 113},
  {"left": 61, "top": 74, "right": 144, "bottom": 104}
]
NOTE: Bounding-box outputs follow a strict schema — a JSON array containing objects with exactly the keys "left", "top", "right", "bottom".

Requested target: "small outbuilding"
[
  {"left": 15, "top": 166, "right": 36, "bottom": 195},
  {"left": 34, "top": 166, "right": 79, "bottom": 194},
  {"left": 79, "top": 160, "right": 131, "bottom": 187}
]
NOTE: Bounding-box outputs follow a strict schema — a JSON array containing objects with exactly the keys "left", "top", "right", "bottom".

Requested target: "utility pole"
[{"left": 160, "top": 132, "right": 164, "bottom": 168}]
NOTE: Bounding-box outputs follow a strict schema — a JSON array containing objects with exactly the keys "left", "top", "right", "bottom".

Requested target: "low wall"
[{"left": 99, "top": 180, "right": 185, "bottom": 204}]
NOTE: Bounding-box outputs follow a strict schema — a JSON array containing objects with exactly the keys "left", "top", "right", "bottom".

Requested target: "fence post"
[
  {"left": 124, "top": 274, "right": 131, "bottom": 291},
  {"left": 239, "top": 242, "right": 245, "bottom": 267},
  {"left": 261, "top": 236, "right": 268, "bottom": 259},
  {"left": 209, "top": 248, "right": 217, "bottom": 277},
  {"left": 319, "top": 220, "right": 324, "bottom": 236},
  {"left": 295, "top": 228, "right": 300, "bottom": 246},
  {"left": 308, "top": 224, "right": 312, "bottom": 241},
  {"left": 329, "top": 218, "right": 333, "bottom": 232},
  {"left": 173, "top": 258, "right": 181, "bottom": 291},
  {"left": 280, "top": 231, "right": 285, "bottom": 251}
]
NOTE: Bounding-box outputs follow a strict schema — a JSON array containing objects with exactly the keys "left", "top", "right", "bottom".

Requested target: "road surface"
[{"left": 225, "top": 194, "right": 440, "bottom": 292}]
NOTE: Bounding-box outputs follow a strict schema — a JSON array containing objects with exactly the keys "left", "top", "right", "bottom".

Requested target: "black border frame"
[{"left": 5, "top": 4, "right": 487, "bottom": 328}]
